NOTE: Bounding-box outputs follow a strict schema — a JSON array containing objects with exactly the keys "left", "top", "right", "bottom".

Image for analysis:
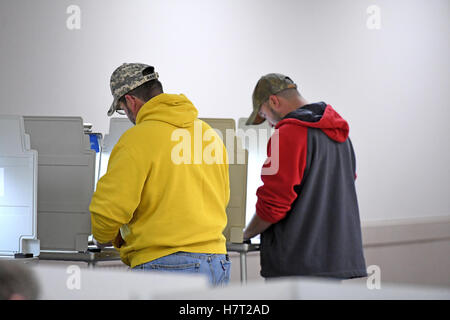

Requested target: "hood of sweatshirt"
[
  {"left": 276, "top": 102, "right": 349, "bottom": 143},
  {"left": 136, "top": 93, "right": 198, "bottom": 128}
]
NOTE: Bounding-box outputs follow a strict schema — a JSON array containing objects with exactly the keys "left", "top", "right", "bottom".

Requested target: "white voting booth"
[
  {"left": 1, "top": 114, "right": 254, "bottom": 280},
  {"left": 23, "top": 117, "right": 95, "bottom": 252},
  {"left": 0, "top": 115, "right": 39, "bottom": 257},
  {"left": 198, "top": 118, "right": 248, "bottom": 244},
  {"left": 98, "top": 118, "right": 133, "bottom": 179},
  {"left": 237, "top": 118, "right": 274, "bottom": 229}
]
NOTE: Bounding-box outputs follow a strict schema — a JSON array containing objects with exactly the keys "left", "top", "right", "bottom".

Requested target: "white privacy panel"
[
  {"left": 237, "top": 118, "right": 274, "bottom": 229},
  {"left": 200, "top": 118, "right": 248, "bottom": 243},
  {"left": 23, "top": 116, "right": 95, "bottom": 252},
  {"left": 99, "top": 118, "right": 133, "bottom": 180},
  {"left": 0, "top": 115, "right": 39, "bottom": 257}
]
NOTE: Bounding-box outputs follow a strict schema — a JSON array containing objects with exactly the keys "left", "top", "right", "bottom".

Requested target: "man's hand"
[
  {"left": 243, "top": 213, "right": 273, "bottom": 240},
  {"left": 93, "top": 230, "right": 125, "bottom": 249},
  {"left": 93, "top": 238, "right": 112, "bottom": 249},
  {"left": 113, "top": 232, "right": 125, "bottom": 248}
]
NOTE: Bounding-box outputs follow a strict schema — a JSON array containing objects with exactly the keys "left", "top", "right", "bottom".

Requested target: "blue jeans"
[{"left": 133, "top": 252, "right": 231, "bottom": 286}]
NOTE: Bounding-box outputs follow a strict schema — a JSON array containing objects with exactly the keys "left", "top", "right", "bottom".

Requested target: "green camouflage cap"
[
  {"left": 246, "top": 73, "right": 297, "bottom": 125},
  {"left": 107, "top": 63, "right": 159, "bottom": 116}
]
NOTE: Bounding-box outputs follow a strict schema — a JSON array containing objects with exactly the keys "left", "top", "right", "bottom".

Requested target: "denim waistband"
[{"left": 172, "top": 251, "right": 229, "bottom": 261}]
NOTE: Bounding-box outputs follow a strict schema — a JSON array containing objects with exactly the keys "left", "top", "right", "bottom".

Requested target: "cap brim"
[
  {"left": 245, "top": 108, "right": 265, "bottom": 126},
  {"left": 107, "top": 99, "right": 118, "bottom": 117}
]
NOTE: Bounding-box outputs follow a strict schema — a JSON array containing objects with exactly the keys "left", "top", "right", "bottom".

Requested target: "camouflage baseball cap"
[
  {"left": 107, "top": 63, "right": 159, "bottom": 116},
  {"left": 246, "top": 73, "right": 297, "bottom": 125}
]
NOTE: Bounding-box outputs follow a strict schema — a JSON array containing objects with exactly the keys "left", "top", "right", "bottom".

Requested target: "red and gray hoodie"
[{"left": 257, "top": 102, "right": 367, "bottom": 279}]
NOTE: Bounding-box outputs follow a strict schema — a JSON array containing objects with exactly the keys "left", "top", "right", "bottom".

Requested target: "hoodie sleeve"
[
  {"left": 256, "top": 124, "right": 308, "bottom": 223},
  {"left": 89, "top": 142, "right": 147, "bottom": 244}
]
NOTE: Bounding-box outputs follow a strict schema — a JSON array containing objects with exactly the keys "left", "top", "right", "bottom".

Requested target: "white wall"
[{"left": 0, "top": 0, "right": 449, "bottom": 222}]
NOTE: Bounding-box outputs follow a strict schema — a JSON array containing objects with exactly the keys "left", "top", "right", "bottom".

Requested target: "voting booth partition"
[
  {"left": 237, "top": 118, "right": 274, "bottom": 229},
  {"left": 83, "top": 123, "right": 103, "bottom": 189},
  {"left": 23, "top": 116, "right": 96, "bottom": 253},
  {"left": 99, "top": 118, "right": 133, "bottom": 180},
  {"left": 0, "top": 114, "right": 251, "bottom": 277},
  {"left": 199, "top": 118, "right": 248, "bottom": 244},
  {"left": 0, "top": 115, "right": 39, "bottom": 257}
]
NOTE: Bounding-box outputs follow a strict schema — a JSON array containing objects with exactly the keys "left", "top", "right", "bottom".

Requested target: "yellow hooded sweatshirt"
[{"left": 89, "top": 93, "right": 229, "bottom": 268}]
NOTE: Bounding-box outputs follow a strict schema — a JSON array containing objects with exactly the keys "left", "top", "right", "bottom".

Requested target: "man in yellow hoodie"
[{"left": 90, "top": 63, "right": 231, "bottom": 286}]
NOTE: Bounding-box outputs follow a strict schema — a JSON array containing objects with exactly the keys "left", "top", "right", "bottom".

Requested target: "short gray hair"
[{"left": 275, "top": 87, "right": 301, "bottom": 100}]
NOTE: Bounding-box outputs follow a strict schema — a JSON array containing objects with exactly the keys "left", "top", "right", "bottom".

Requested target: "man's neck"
[
  {"left": 297, "top": 96, "right": 309, "bottom": 109},
  {"left": 285, "top": 97, "right": 309, "bottom": 115}
]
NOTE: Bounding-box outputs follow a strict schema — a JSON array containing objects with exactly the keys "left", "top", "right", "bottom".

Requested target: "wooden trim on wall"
[{"left": 361, "top": 216, "right": 450, "bottom": 247}]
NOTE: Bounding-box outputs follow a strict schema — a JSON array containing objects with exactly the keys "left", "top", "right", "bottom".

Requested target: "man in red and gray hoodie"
[{"left": 243, "top": 73, "right": 367, "bottom": 280}]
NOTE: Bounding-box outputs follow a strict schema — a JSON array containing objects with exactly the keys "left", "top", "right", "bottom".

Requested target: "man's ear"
[
  {"left": 124, "top": 95, "right": 136, "bottom": 113},
  {"left": 268, "top": 95, "right": 281, "bottom": 111}
]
